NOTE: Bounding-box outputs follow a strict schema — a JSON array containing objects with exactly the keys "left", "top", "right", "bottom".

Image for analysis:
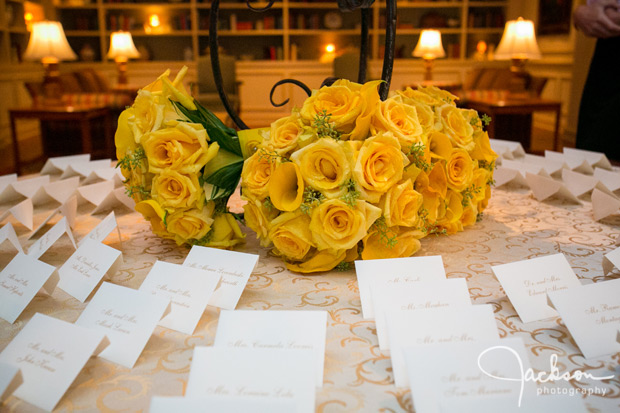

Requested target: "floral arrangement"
[
  {"left": 115, "top": 67, "right": 245, "bottom": 248},
  {"left": 238, "top": 79, "right": 497, "bottom": 273}
]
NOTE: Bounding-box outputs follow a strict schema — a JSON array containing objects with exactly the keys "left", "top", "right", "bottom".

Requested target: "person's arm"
[{"left": 574, "top": 0, "right": 620, "bottom": 38}]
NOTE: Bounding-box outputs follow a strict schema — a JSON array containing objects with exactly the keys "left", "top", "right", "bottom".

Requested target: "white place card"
[
  {"left": 29, "top": 195, "right": 78, "bottom": 240},
  {"left": 186, "top": 347, "right": 315, "bottom": 413},
  {"left": 41, "top": 154, "right": 91, "bottom": 175},
  {"left": 82, "top": 167, "right": 125, "bottom": 187},
  {"left": 0, "top": 362, "right": 22, "bottom": 402},
  {"left": 0, "top": 313, "right": 108, "bottom": 411},
  {"left": 439, "top": 395, "right": 588, "bottom": 413},
  {"left": 214, "top": 310, "right": 327, "bottom": 386},
  {"left": 0, "top": 253, "right": 59, "bottom": 323},
  {"left": 139, "top": 261, "right": 220, "bottom": 334},
  {"left": 563, "top": 147, "right": 612, "bottom": 170},
  {"left": 0, "top": 222, "right": 23, "bottom": 253},
  {"left": 603, "top": 246, "right": 620, "bottom": 276},
  {"left": 0, "top": 175, "right": 49, "bottom": 205},
  {"left": 60, "top": 159, "right": 111, "bottom": 180},
  {"left": 548, "top": 278, "right": 620, "bottom": 359},
  {"left": 388, "top": 305, "right": 499, "bottom": 387},
  {"left": 489, "top": 139, "right": 525, "bottom": 160},
  {"left": 0, "top": 174, "right": 17, "bottom": 201},
  {"left": 355, "top": 255, "right": 446, "bottom": 319},
  {"left": 57, "top": 239, "right": 123, "bottom": 302},
  {"left": 27, "top": 217, "right": 77, "bottom": 260},
  {"left": 493, "top": 166, "right": 529, "bottom": 188},
  {"left": 79, "top": 211, "right": 120, "bottom": 247},
  {"left": 404, "top": 338, "right": 536, "bottom": 413},
  {"left": 523, "top": 154, "right": 566, "bottom": 176},
  {"left": 592, "top": 188, "right": 620, "bottom": 221},
  {"left": 545, "top": 150, "right": 594, "bottom": 175},
  {"left": 75, "top": 282, "right": 170, "bottom": 368},
  {"left": 183, "top": 245, "right": 259, "bottom": 310},
  {"left": 0, "top": 198, "right": 33, "bottom": 231},
  {"left": 491, "top": 253, "right": 582, "bottom": 323},
  {"left": 525, "top": 172, "right": 580, "bottom": 204},
  {"left": 91, "top": 187, "right": 135, "bottom": 215},
  {"left": 76, "top": 180, "right": 115, "bottom": 206},
  {"left": 31, "top": 176, "right": 80, "bottom": 206},
  {"left": 502, "top": 159, "right": 551, "bottom": 179},
  {"left": 561, "top": 168, "right": 613, "bottom": 198},
  {"left": 150, "top": 396, "right": 296, "bottom": 413},
  {"left": 594, "top": 167, "right": 620, "bottom": 192},
  {"left": 371, "top": 278, "right": 471, "bottom": 349}
]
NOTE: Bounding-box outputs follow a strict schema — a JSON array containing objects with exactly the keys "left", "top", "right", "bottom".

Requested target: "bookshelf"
[
  {"left": 0, "top": 0, "right": 37, "bottom": 64},
  {"left": 52, "top": 0, "right": 508, "bottom": 62}
]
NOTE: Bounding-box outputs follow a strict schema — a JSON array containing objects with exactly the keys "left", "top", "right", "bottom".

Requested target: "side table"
[
  {"left": 461, "top": 97, "right": 562, "bottom": 152},
  {"left": 9, "top": 105, "right": 111, "bottom": 175}
]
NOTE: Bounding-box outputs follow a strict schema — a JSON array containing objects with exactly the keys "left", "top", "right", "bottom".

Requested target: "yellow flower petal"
[{"left": 268, "top": 162, "right": 304, "bottom": 212}]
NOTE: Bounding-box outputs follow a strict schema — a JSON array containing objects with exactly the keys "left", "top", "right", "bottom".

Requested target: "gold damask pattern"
[{"left": 1, "top": 186, "right": 619, "bottom": 412}]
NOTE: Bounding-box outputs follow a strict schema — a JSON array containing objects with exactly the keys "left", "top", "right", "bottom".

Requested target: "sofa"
[{"left": 458, "top": 67, "right": 548, "bottom": 101}]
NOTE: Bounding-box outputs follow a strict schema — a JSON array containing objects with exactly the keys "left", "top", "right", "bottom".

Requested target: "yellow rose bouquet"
[
  {"left": 238, "top": 80, "right": 497, "bottom": 273},
  {"left": 115, "top": 67, "right": 245, "bottom": 248}
]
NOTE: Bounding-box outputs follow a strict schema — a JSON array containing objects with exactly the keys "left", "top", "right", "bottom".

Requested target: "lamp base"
[
  {"left": 116, "top": 60, "right": 128, "bottom": 85},
  {"left": 507, "top": 58, "right": 532, "bottom": 99},
  {"left": 423, "top": 57, "right": 435, "bottom": 82},
  {"left": 41, "top": 62, "right": 65, "bottom": 106}
]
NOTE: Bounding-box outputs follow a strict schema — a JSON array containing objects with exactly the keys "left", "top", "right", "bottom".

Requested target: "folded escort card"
[
  {"left": 0, "top": 253, "right": 59, "bottom": 323},
  {"left": 547, "top": 278, "right": 620, "bottom": 359},
  {"left": 41, "top": 154, "right": 91, "bottom": 175},
  {"left": 214, "top": 310, "right": 327, "bottom": 386},
  {"left": 523, "top": 154, "right": 566, "bottom": 176},
  {"left": 493, "top": 166, "right": 529, "bottom": 188},
  {"left": 0, "top": 313, "right": 108, "bottom": 411},
  {"left": 27, "top": 216, "right": 77, "bottom": 260},
  {"left": 0, "top": 198, "right": 33, "bottom": 230},
  {"left": 593, "top": 167, "right": 620, "bottom": 192},
  {"left": 603, "top": 246, "right": 620, "bottom": 276},
  {"left": 355, "top": 255, "right": 446, "bottom": 319},
  {"left": 591, "top": 188, "right": 620, "bottom": 221},
  {"left": 561, "top": 168, "right": 613, "bottom": 198},
  {"left": 0, "top": 223, "right": 23, "bottom": 253},
  {"left": 91, "top": 187, "right": 135, "bottom": 215},
  {"left": 57, "top": 239, "right": 123, "bottom": 302},
  {"left": 29, "top": 195, "right": 78, "bottom": 239},
  {"left": 0, "top": 175, "right": 49, "bottom": 205},
  {"left": 404, "top": 337, "right": 535, "bottom": 413},
  {"left": 489, "top": 139, "right": 525, "bottom": 160},
  {"left": 186, "top": 347, "right": 315, "bottom": 413},
  {"left": 387, "top": 305, "right": 499, "bottom": 387},
  {"left": 75, "top": 282, "right": 170, "bottom": 368},
  {"left": 150, "top": 396, "right": 296, "bottom": 413},
  {"left": 491, "top": 253, "right": 582, "bottom": 323},
  {"left": 525, "top": 173, "right": 580, "bottom": 204},
  {"left": 76, "top": 181, "right": 115, "bottom": 207},
  {"left": 82, "top": 167, "right": 124, "bottom": 187},
  {"left": 545, "top": 150, "right": 594, "bottom": 175},
  {"left": 139, "top": 261, "right": 220, "bottom": 334},
  {"left": 60, "top": 159, "right": 111, "bottom": 180},
  {"left": 563, "top": 147, "right": 612, "bottom": 170},
  {"left": 78, "top": 211, "right": 120, "bottom": 247},
  {"left": 183, "top": 245, "right": 259, "bottom": 310},
  {"left": 371, "top": 278, "right": 471, "bottom": 349},
  {"left": 0, "top": 362, "right": 22, "bottom": 402}
]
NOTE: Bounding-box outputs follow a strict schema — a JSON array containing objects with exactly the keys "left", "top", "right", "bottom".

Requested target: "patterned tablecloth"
[{"left": 0, "top": 186, "right": 619, "bottom": 412}]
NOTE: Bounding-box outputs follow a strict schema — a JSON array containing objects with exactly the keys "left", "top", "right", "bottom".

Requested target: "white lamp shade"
[
  {"left": 23, "top": 21, "right": 77, "bottom": 63},
  {"left": 107, "top": 31, "right": 141, "bottom": 60},
  {"left": 495, "top": 17, "right": 542, "bottom": 60},
  {"left": 413, "top": 29, "right": 446, "bottom": 59}
]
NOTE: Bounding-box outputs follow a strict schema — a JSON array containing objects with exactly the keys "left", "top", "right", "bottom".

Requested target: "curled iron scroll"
[{"left": 207, "top": 0, "right": 397, "bottom": 130}]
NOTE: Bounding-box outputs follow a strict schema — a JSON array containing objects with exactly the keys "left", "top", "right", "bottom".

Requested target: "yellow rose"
[
  {"left": 241, "top": 150, "right": 279, "bottom": 200},
  {"left": 242, "top": 195, "right": 278, "bottom": 247},
  {"left": 268, "top": 162, "right": 304, "bottom": 212},
  {"left": 417, "top": 85, "right": 458, "bottom": 105},
  {"left": 151, "top": 169, "right": 203, "bottom": 209},
  {"left": 361, "top": 227, "right": 424, "bottom": 260},
  {"left": 470, "top": 131, "right": 498, "bottom": 165},
  {"left": 436, "top": 105, "right": 474, "bottom": 151},
  {"left": 286, "top": 249, "right": 346, "bottom": 273},
  {"left": 371, "top": 95, "right": 424, "bottom": 148},
  {"left": 135, "top": 199, "right": 173, "bottom": 239},
  {"left": 128, "top": 90, "right": 165, "bottom": 143},
  {"left": 353, "top": 133, "right": 407, "bottom": 203},
  {"left": 380, "top": 179, "right": 423, "bottom": 227},
  {"left": 267, "top": 113, "right": 303, "bottom": 154},
  {"left": 445, "top": 148, "right": 474, "bottom": 192},
  {"left": 471, "top": 168, "right": 491, "bottom": 203},
  {"left": 398, "top": 87, "right": 443, "bottom": 107},
  {"left": 291, "top": 138, "right": 353, "bottom": 199},
  {"left": 142, "top": 122, "right": 219, "bottom": 174},
  {"left": 428, "top": 131, "right": 453, "bottom": 161},
  {"left": 166, "top": 204, "right": 215, "bottom": 245},
  {"left": 460, "top": 202, "right": 478, "bottom": 228},
  {"left": 414, "top": 169, "right": 441, "bottom": 224},
  {"left": 204, "top": 213, "right": 245, "bottom": 249},
  {"left": 300, "top": 79, "right": 382, "bottom": 140},
  {"left": 310, "top": 199, "right": 381, "bottom": 251},
  {"left": 269, "top": 211, "right": 314, "bottom": 261},
  {"left": 437, "top": 189, "right": 464, "bottom": 228}
]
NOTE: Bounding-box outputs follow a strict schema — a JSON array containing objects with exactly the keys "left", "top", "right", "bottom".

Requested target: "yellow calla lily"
[
  {"left": 286, "top": 249, "right": 346, "bottom": 273},
  {"left": 268, "top": 162, "right": 304, "bottom": 212}
]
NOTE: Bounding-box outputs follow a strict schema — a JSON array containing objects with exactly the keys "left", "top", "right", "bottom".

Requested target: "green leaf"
[{"left": 203, "top": 159, "right": 243, "bottom": 200}]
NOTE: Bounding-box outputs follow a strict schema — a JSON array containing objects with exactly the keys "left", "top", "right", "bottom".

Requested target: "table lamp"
[
  {"left": 413, "top": 29, "right": 445, "bottom": 82},
  {"left": 494, "top": 17, "right": 542, "bottom": 98},
  {"left": 107, "top": 31, "right": 141, "bottom": 85},
  {"left": 23, "top": 21, "right": 77, "bottom": 106}
]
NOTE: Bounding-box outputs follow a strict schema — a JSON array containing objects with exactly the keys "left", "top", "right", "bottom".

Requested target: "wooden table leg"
[
  {"left": 80, "top": 117, "right": 92, "bottom": 154},
  {"left": 10, "top": 114, "right": 21, "bottom": 175},
  {"left": 553, "top": 107, "right": 561, "bottom": 151}
]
